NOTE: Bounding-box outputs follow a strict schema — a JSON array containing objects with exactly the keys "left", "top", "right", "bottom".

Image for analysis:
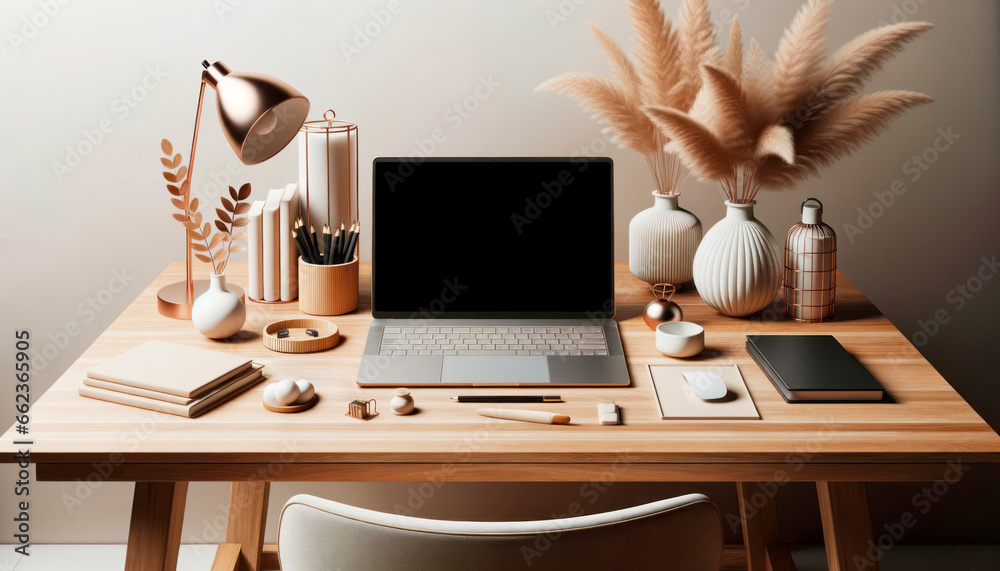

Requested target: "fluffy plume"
[
  {"left": 673, "top": 0, "right": 717, "bottom": 109},
  {"left": 804, "top": 22, "right": 933, "bottom": 119},
  {"left": 536, "top": 0, "right": 721, "bottom": 194},
  {"left": 647, "top": 106, "right": 731, "bottom": 182},
  {"left": 696, "top": 65, "right": 751, "bottom": 152},
  {"left": 589, "top": 23, "right": 643, "bottom": 99},
  {"left": 772, "top": 0, "right": 831, "bottom": 118},
  {"left": 537, "top": 73, "right": 656, "bottom": 155},
  {"left": 629, "top": 0, "right": 681, "bottom": 107},
  {"left": 726, "top": 16, "right": 744, "bottom": 81},
  {"left": 648, "top": 0, "right": 933, "bottom": 202},
  {"left": 756, "top": 125, "right": 796, "bottom": 164},
  {"left": 758, "top": 90, "right": 934, "bottom": 188}
]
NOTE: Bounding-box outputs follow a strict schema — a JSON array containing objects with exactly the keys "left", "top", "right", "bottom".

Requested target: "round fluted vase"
[
  {"left": 191, "top": 273, "right": 246, "bottom": 339},
  {"left": 693, "top": 201, "right": 782, "bottom": 317},
  {"left": 628, "top": 192, "right": 702, "bottom": 286}
]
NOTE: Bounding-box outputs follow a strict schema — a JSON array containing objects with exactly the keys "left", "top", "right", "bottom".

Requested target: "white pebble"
[
  {"left": 294, "top": 379, "right": 315, "bottom": 404},
  {"left": 263, "top": 383, "right": 278, "bottom": 406},
  {"left": 273, "top": 378, "right": 300, "bottom": 406}
]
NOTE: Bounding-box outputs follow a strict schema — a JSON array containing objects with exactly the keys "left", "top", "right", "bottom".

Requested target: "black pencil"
[
  {"left": 342, "top": 222, "right": 359, "bottom": 263},
  {"left": 321, "top": 225, "right": 331, "bottom": 265},
  {"left": 335, "top": 221, "right": 346, "bottom": 262},
  {"left": 309, "top": 225, "right": 320, "bottom": 262},
  {"left": 292, "top": 229, "right": 313, "bottom": 264},
  {"left": 330, "top": 226, "right": 342, "bottom": 265}
]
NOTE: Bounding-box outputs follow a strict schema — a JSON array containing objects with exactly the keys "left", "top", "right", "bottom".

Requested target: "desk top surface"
[{"left": 6, "top": 262, "right": 999, "bottom": 471}]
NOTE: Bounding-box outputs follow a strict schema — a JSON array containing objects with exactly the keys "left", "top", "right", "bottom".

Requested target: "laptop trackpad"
[{"left": 442, "top": 357, "right": 550, "bottom": 384}]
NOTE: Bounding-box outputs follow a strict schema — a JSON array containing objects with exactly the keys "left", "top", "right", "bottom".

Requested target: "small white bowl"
[{"left": 655, "top": 321, "right": 705, "bottom": 358}]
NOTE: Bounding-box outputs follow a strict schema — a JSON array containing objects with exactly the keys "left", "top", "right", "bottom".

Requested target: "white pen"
[{"left": 476, "top": 408, "right": 571, "bottom": 425}]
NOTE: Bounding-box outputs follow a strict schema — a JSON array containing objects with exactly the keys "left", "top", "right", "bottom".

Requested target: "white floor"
[{"left": 1, "top": 544, "right": 998, "bottom": 570}]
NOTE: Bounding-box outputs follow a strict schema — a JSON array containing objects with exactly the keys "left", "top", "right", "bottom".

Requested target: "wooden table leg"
[
  {"left": 226, "top": 481, "right": 271, "bottom": 571},
  {"left": 124, "top": 482, "right": 188, "bottom": 571},
  {"left": 738, "top": 482, "right": 782, "bottom": 571},
  {"left": 817, "top": 481, "right": 878, "bottom": 571}
]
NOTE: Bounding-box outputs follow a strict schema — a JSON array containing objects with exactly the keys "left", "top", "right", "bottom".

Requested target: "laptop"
[{"left": 357, "top": 157, "right": 630, "bottom": 387}]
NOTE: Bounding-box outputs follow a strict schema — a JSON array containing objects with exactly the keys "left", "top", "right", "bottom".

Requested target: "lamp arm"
[{"left": 181, "top": 77, "right": 209, "bottom": 301}]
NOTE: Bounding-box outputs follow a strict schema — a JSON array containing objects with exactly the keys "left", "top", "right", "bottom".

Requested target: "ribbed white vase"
[
  {"left": 628, "top": 192, "right": 702, "bottom": 286},
  {"left": 693, "top": 201, "right": 782, "bottom": 317}
]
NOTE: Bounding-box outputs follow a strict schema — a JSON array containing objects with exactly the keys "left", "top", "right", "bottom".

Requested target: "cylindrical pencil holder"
[{"left": 298, "top": 256, "right": 359, "bottom": 316}]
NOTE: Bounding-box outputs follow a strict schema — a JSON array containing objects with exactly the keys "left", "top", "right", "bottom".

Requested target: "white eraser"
[{"left": 598, "top": 400, "right": 619, "bottom": 425}]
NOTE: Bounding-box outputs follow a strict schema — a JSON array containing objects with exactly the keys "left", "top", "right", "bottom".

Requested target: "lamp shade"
[{"left": 204, "top": 61, "right": 310, "bottom": 165}]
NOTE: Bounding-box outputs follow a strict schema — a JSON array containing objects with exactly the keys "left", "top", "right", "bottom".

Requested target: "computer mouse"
[{"left": 682, "top": 371, "right": 728, "bottom": 400}]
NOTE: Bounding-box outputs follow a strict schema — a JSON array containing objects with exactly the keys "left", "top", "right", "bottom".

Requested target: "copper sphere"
[{"left": 643, "top": 299, "right": 683, "bottom": 330}]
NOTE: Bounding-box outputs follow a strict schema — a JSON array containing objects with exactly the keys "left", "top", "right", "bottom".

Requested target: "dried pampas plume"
[
  {"left": 536, "top": 0, "right": 718, "bottom": 195},
  {"left": 646, "top": 0, "right": 933, "bottom": 202}
]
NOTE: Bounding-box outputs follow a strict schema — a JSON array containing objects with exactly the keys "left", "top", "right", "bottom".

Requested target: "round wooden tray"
[
  {"left": 263, "top": 394, "right": 319, "bottom": 413},
  {"left": 263, "top": 318, "right": 339, "bottom": 353}
]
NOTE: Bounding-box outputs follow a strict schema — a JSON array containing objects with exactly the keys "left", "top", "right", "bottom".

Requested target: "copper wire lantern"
[{"left": 784, "top": 198, "right": 837, "bottom": 322}]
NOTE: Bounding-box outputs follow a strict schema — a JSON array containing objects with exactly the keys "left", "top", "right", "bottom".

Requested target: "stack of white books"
[{"left": 248, "top": 182, "right": 299, "bottom": 301}]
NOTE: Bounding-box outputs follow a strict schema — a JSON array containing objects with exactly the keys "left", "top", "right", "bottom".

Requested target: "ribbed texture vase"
[
  {"left": 629, "top": 192, "right": 702, "bottom": 286},
  {"left": 693, "top": 201, "right": 782, "bottom": 317}
]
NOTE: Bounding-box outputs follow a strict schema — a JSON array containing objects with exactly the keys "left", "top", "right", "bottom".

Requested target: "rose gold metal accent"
[
  {"left": 346, "top": 399, "right": 378, "bottom": 421},
  {"left": 784, "top": 198, "right": 837, "bottom": 322},
  {"left": 157, "top": 60, "right": 309, "bottom": 319},
  {"left": 156, "top": 280, "right": 245, "bottom": 320},
  {"left": 298, "top": 110, "right": 358, "bottom": 252}
]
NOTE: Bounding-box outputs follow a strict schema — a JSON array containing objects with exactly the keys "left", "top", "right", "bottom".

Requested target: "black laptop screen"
[{"left": 372, "top": 157, "right": 614, "bottom": 319}]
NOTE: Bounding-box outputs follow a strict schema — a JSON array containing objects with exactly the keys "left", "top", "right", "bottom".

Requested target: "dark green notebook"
[{"left": 746, "top": 335, "right": 884, "bottom": 403}]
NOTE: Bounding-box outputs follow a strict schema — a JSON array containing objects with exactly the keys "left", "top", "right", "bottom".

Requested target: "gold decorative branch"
[{"left": 161, "top": 139, "right": 251, "bottom": 275}]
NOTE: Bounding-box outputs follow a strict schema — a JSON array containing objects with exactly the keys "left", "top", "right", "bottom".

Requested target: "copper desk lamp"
[{"left": 158, "top": 60, "right": 310, "bottom": 319}]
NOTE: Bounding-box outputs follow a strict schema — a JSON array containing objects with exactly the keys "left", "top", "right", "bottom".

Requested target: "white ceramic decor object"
[
  {"left": 191, "top": 273, "right": 246, "bottom": 339},
  {"left": 655, "top": 321, "right": 705, "bottom": 358},
  {"left": 629, "top": 192, "right": 702, "bottom": 286},
  {"left": 273, "top": 378, "right": 300, "bottom": 406},
  {"left": 294, "top": 380, "right": 315, "bottom": 404},
  {"left": 693, "top": 201, "right": 782, "bottom": 317},
  {"left": 390, "top": 388, "right": 415, "bottom": 415}
]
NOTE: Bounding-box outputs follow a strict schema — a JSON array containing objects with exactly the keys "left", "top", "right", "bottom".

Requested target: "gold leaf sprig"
[{"left": 161, "top": 139, "right": 251, "bottom": 275}]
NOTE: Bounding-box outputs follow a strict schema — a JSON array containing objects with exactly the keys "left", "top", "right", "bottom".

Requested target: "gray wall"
[{"left": 1, "top": 0, "right": 998, "bottom": 553}]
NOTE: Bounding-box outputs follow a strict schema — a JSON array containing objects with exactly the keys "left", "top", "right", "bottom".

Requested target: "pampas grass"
[
  {"left": 646, "top": 0, "right": 933, "bottom": 203},
  {"left": 536, "top": 0, "right": 717, "bottom": 195}
]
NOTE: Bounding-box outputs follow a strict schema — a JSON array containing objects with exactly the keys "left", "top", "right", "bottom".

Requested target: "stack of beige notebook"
[{"left": 78, "top": 341, "right": 263, "bottom": 418}]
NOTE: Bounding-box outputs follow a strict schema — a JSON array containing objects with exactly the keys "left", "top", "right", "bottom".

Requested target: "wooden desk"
[{"left": 5, "top": 262, "right": 999, "bottom": 571}]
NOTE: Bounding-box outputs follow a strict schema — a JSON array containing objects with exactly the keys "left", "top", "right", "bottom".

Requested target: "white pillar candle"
[{"left": 297, "top": 114, "right": 358, "bottom": 233}]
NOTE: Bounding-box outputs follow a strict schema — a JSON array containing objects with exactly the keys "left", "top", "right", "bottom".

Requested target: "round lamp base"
[{"left": 157, "top": 279, "right": 245, "bottom": 320}]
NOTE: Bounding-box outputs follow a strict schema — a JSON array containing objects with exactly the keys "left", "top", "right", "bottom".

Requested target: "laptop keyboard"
[{"left": 378, "top": 326, "right": 609, "bottom": 357}]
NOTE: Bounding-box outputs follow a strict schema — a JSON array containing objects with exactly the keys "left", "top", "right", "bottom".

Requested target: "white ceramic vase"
[
  {"left": 191, "top": 273, "right": 246, "bottom": 339},
  {"left": 693, "top": 201, "right": 781, "bottom": 317},
  {"left": 628, "top": 192, "right": 702, "bottom": 286}
]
